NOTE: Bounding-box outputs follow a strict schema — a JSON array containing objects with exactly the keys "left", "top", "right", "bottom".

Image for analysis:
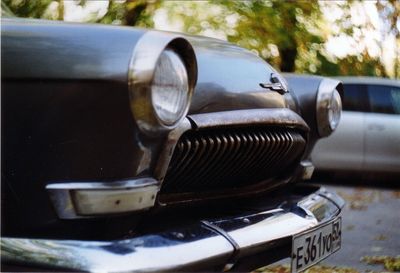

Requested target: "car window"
[
  {"left": 392, "top": 88, "right": 400, "bottom": 113},
  {"left": 367, "top": 85, "right": 400, "bottom": 114},
  {"left": 342, "top": 84, "right": 369, "bottom": 112}
]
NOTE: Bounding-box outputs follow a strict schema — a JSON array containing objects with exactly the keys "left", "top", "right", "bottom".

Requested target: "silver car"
[{"left": 311, "top": 77, "right": 400, "bottom": 174}]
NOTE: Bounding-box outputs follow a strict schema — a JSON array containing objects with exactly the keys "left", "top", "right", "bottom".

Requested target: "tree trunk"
[{"left": 279, "top": 48, "right": 297, "bottom": 72}]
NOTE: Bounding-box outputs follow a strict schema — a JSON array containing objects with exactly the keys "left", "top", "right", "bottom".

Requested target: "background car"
[{"left": 311, "top": 77, "right": 400, "bottom": 176}]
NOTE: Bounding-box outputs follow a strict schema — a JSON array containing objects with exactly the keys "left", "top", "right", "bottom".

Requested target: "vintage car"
[
  {"left": 310, "top": 77, "right": 400, "bottom": 176},
  {"left": 1, "top": 17, "right": 344, "bottom": 272}
]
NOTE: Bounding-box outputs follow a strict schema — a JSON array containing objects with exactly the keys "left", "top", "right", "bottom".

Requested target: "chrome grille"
[{"left": 161, "top": 126, "right": 306, "bottom": 194}]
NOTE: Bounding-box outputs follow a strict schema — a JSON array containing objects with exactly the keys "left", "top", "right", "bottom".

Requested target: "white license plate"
[{"left": 291, "top": 217, "right": 341, "bottom": 273}]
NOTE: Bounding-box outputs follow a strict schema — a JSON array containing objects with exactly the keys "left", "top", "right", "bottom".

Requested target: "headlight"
[
  {"left": 152, "top": 49, "right": 189, "bottom": 126},
  {"left": 129, "top": 31, "right": 197, "bottom": 135},
  {"left": 328, "top": 89, "right": 342, "bottom": 131},
  {"left": 316, "top": 79, "right": 343, "bottom": 137}
]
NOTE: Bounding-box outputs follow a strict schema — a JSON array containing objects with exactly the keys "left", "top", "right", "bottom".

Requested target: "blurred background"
[
  {"left": 2, "top": 0, "right": 399, "bottom": 79},
  {"left": 2, "top": 1, "right": 399, "bottom": 272}
]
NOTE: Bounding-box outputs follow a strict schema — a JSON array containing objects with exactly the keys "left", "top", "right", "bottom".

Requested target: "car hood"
[
  {"left": 2, "top": 18, "right": 299, "bottom": 114},
  {"left": 184, "top": 36, "right": 298, "bottom": 114}
]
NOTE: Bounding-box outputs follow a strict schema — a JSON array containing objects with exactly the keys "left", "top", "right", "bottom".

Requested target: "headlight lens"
[
  {"left": 316, "top": 79, "right": 343, "bottom": 137},
  {"left": 151, "top": 49, "right": 189, "bottom": 126},
  {"left": 328, "top": 89, "right": 342, "bottom": 131},
  {"left": 129, "top": 33, "right": 197, "bottom": 135}
]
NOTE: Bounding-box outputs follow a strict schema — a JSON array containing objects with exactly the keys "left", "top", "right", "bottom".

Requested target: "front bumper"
[{"left": 1, "top": 185, "right": 344, "bottom": 272}]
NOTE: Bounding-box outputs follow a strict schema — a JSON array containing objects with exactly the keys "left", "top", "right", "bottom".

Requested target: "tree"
[
  {"left": 97, "top": 0, "right": 160, "bottom": 27},
  {"left": 4, "top": 0, "right": 398, "bottom": 78},
  {"left": 220, "top": 0, "right": 323, "bottom": 72},
  {"left": 316, "top": 1, "right": 395, "bottom": 78},
  {"left": 3, "top": 0, "right": 54, "bottom": 19},
  {"left": 3, "top": 0, "right": 160, "bottom": 27},
  {"left": 377, "top": 0, "right": 400, "bottom": 78},
  {"left": 162, "top": 0, "right": 323, "bottom": 72},
  {"left": 160, "top": 1, "right": 398, "bottom": 78}
]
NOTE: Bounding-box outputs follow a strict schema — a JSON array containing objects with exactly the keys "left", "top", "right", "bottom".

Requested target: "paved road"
[
  {"left": 262, "top": 183, "right": 400, "bottom": 273},
  {"left": 323, "top": 183, "right": 400, "bottom": 272}
]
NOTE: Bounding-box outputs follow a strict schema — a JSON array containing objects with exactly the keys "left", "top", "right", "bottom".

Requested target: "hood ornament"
[{"left": 260, "top": 73, "right": 289, "bottom": 95}]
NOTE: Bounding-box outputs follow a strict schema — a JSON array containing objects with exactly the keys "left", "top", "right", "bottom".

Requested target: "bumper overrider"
[{"left": 1, "top": 186, "right": 344, "bottom": 272}]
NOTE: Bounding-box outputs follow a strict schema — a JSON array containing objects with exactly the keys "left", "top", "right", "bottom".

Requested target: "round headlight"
[
  {"left": 328, "top": 89, "right": 342, "bottom": 131},
  {"left": 316, "top": 79, "right": 343, "bottom": 137},
  {"left": 151, "top": 49, "right": 189, "bottom": 126},
  {"left": 129, "top": 32, "right": 197, "bottom": 135}
]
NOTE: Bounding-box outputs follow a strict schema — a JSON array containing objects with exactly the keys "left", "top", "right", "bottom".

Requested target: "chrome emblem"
[{"left": 260, "top": 73, "right": 289, "bottom": 95}]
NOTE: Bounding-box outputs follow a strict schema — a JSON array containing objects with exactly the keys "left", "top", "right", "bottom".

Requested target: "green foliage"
[
  {"left": 98, "top": 0, "right": 160, "bottom": 27},
  {"left": 162, "top": 0, "right": 323, "bottom": 72},
  {"left": 345, "top": 56, "right": 382, "bottom": 77},
  {"left": 221, "top": 0, "right": 323, "bottom": 72},
  {"left": 96, "top": 0, "right": 126, "bottom": 25},
  {"left": 361, "top": 255, "right": 400, "bottom": 271},
  {"left": 160, "top": 0, "right": 398, "bottom": 78},
  {"left": 377, "top": 0, "right": 400, "bottom": 78},
  {"left": 2, "top": 0, "right": 160, "bottom": 27},
  {"left": 296, "top": 50, "right": 388, "bottom": 78},
  {"left": 3, "top": 0, "right": 398, "bottom": 78},
  {"left": 1, "top": 1, "right": 15, "bottom": 16},
  {"left": 3, "top": 0, "right": 54, "bottom": 19}
]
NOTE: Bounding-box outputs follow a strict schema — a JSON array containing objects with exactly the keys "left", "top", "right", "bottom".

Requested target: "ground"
[{"left": 256, "top": 181, "right": 400, "bottom": 273}]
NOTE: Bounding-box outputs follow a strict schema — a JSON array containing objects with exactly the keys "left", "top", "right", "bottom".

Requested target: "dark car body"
[{"left": 1, "top": 18, "right": 344, "bottom": 272}]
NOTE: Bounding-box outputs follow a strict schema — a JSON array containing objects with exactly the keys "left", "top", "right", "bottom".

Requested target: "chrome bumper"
[{"left": 1, "top": 186, "right": 344, "bottom": 272}]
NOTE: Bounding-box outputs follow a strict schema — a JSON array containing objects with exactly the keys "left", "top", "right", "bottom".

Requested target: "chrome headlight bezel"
[
  {"left": 128, "top": 31, "right": 197, "bottom": 135},
  {"left": 316, "top": 79, "right": 343, "bottom": 137},
  {"left": 151, "top": 48, "right": 190, "bottom": 127}
]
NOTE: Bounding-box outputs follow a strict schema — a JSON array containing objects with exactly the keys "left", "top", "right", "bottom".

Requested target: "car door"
[
  {"left": 364, "top": 84, "right": 400, "bottom": 172},
  {"left": 312, "top": 84, "right": 368, "bottom": 171}
]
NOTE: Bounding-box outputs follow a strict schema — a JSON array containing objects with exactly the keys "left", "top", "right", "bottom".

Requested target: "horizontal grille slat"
[{"left": 161, "top": 126, "right": 306, "bottom": 195}]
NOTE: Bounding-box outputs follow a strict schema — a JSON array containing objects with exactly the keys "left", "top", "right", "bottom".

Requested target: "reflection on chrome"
[
  {"left": 128, "top": 31, "right": 197, "bottom": 135},
  {"left": 316, "top": 78, "right": 343, "bottom": 137},
  {"left": 46, "top": 178, "right": 159, "bottom": 219},
  {"left": 2, "top": 187, "right": 343, "bottom": 273}
]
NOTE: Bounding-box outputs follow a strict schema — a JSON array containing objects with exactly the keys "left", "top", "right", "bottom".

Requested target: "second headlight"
[
  {"left": 316, "top": 78, "right": 343, "bottom": 137},
  {"left": 328, "top": 89, "right": 342, "bottom": 132}
]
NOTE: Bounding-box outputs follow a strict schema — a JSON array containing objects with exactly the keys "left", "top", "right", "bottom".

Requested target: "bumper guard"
[{"left": 1, "top": 186, "right": 344, "bottom": 272}]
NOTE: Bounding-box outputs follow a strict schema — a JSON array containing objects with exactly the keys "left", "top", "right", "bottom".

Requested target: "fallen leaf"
[
  {"left": 337, "top": 189, "right": 380, "bottom": 210},
  {"left": 361, "top": 255, "right": 400, "bottom": 271},
  {"left": 392, "top": 191, "right": 400, "bottom": 199},
  {"left": 345, "top": 225, "right": 355, "bottom": 231},
  {"left": 374, "top": 235, "right": 387, "bottom": 241}
]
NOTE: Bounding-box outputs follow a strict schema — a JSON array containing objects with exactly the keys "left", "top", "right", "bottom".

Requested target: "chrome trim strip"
[
  {"left": 188, "top": 108, "right": 309, "bottom": 131},
  {"left": 318, "top": 187, "right": 346, "bottom": 210},
  {"left": 46, "top": 178, "right": 159, "bottom": 219},
  {"left": 300, "top": 160, "right": 315, "bottom": 180},
  {"left": 1, "top": 228, "right": 233, "bottom": 273},
  {"left": 154, "top": 118, "right": 192, "bottom": 181},
  {"left": 201, "top": 220, "right": 240, "bottom": 253},
  {"left": 2, "top": 187, "right": 344, "bottom": 272}
]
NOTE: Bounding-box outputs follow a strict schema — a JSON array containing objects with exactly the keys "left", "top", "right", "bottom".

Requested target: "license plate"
[{"left": 291, "top": 217, "right": 341, "bottom": 273}]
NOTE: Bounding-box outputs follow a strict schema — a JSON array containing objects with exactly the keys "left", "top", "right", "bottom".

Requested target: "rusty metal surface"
[
  {"left": 153, "top": 109, "right": 310, "bottom": 205},
  {"left": 188, "top": 108, "right": 309, "bottom": 131}
]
